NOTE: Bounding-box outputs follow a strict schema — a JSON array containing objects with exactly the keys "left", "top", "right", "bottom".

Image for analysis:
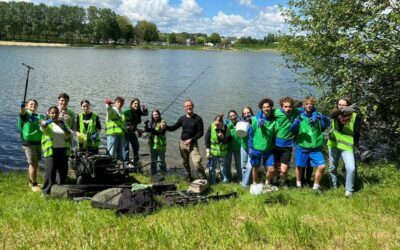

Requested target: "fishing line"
[{"left": 160, "top": 65, "right": 210, "bottom": 115}]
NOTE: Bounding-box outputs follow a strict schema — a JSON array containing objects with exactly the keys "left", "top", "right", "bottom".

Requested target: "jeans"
[
  {"left": 208, "top": 156, "right": 224, "bottom": 185},
  {"left": 107, "top": 135, "right": 125, "bottom": 161},
  {"left": 124, "top": 133, "right": 140, "bottom": 165},
  {"left": 223, "top": 149, "right": 242, "bottom": 182},
  {"left": 329, "top": 148, "right": 356, "bottom": 192},
  {"left": 150, "top": 147, "right": 167, "bottom": 176},
  {"left": 241, "top": 146, "right": 253, "bottom": 187}
]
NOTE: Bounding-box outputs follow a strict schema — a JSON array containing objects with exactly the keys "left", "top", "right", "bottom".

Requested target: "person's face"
[
  {"left": 214, "top": 120, "right": 222, "bottom": 130},
  {"left": 81, "top": 102, "right": 90, "bottom": 114},
  {"left": 184, "top": 101, "right": 194, "bottom": 115},
  {"left": 337, "top": 99, "right": 349, "bottom": 110},
  {"left": 228, "top": 112, "right": 237, "bottom": 122},
  {"left": 152, "top": 111, "right": 160, "bottom": 121},
  {"left": 27, "top": 100, "right": 38, "bottom": 112},
  {"left": 131, "top": 101, "right": 139, "bottom": 110},
  {"left": 262, "top": 102, "right": 272, "bottom": 116},
  {"left": 48, "top": 108, "right": 59, "bottom": 121},
  {"left": 115, "top": 100, "right": 124, "bottom": 110},
  {"left": 58, "top": 98, "right": 69, "bottom": 108},
  {"left": 282, "top": 102, "right": 293, "bottom": 114},
  {"left": 304, "top": 100, "right": 314, "bottom": 113},
  {"left": 243, "top": 108, "right": 252, "bottom": 118}
]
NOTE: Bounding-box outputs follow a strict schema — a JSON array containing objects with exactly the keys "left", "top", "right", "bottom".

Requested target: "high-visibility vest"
[
  {"left": 251, "top": 116, "right": 276, "bottom": 152},
  {"left": 327, "top": 113, "right": 357, "bottom": 151},
  {"left": 18, "top": 111, "right": 44, "bottom": 142},
  {"left": 296, "top": 113, "right": 325, "bottom": 149},
  {"left": 149, "top": 120, "right": 167, "bottom": 151},
  {"left": 210, "top": 123, "right": 229, "bottom": 157},
  {"left": 79, "top": 112, "right": 100, "bottom": 148},
  {"left": 274, "top": 108, "right": 300, "bottom": 141},
  {"left": 41, "top": 123, "right": 71, "bottom": 157},
  {"left": 105, "top": 108, "right": 126, "bottom": 136},
  {"left": 227, "top": 121, "right": 241, "bottom": 152}
]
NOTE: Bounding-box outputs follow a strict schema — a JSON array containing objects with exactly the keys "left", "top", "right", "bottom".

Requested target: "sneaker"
[
  {"left": 345, "top": 191, "right": 353, "bottom": 197},
  {"left": 31, "top": 185, "right": 42, "bottom": 193}
]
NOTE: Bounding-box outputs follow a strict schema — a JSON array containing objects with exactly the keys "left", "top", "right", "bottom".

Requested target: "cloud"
[{"left": 0, "top": 0, "right": 287, "bottom": 38}]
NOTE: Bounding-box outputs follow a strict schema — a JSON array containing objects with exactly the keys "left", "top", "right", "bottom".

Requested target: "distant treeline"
[{"left": 0, "top": 1, "right": 281, "bottom": 46}]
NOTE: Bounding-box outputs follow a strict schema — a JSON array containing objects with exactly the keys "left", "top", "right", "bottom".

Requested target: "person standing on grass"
[
  {"left": 273, "top": 97, "right": 301, "bottom": 187},
  {"left": 248, "top": 98, "right": 277, "bottom": 189},
  {"left": 327, "top": 98, "right": 361, "bottom": 197},
  {"left": 223, "top": 110, "right": 242, "bottom": 183},
  {"left": 290, "top": 96, "right": 330, "bottom": 190},
  {"left": 105, "top": 96, "right": 126, "bottom": 161},
  {"left": 18, "top": 99, "right": 45, "bottom": 192},
  {"left": 76, "top": 100, "right": 101, "bottom": 154},
  {"left": 123, "top": 98, "right": 148, "bottom": 166},
  {"left": 166, "top": 100, "right": 207, "bottom": 181},
  {"left": 40, "top": 106, "right": 72, "bottom": 195},
  {"left": 144, "top": 109, "right": 167, "bottom": 177},
  {"left": 240, "top": 106, "right": 255, "bottom": 187}
]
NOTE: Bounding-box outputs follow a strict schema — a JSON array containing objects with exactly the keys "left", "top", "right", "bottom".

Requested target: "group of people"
[{"left": 18, "top": 93, "right": 360, "bottom": 197}]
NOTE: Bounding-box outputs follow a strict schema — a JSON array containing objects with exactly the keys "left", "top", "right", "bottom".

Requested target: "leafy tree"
[
  {"left": 135, "top": 20, "right": 159, "bottom": 42},
  {"left": 116, "top": 15, "right": 134, "bottom": 43},
  {"left": 207, "top": 32, "right": 221, "bottom": 44},
  {"left": 168, "top": 32, "right": 177, "bottom": 44},
  {"left": 195, "top": 36, "right": 205, "bottom": 45},
  {"left": 281, "top": 0, "right": 400, "bottom": 158}
]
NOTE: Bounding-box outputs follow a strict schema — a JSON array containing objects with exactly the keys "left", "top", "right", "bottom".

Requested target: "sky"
[{"left": 1, "top": 0, "right": 289, "bottom": 38}]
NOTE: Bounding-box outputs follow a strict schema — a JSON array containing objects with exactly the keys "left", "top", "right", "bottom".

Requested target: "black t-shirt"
[
  {"left": 76, "top": 113, "right": 101, "bottom": 132},
  {"left": 166, "top": 114, "right": 204, "bottom": 142}
]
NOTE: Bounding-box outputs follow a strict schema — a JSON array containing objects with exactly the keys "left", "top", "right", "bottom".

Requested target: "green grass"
[{"left": 1, "top": 162, "right": 399, "bottom": 249}]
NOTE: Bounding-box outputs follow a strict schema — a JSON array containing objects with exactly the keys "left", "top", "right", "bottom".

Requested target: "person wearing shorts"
[
  {"left": 248, "top": 98, "right": 277, "bottom": 187},
  {"left": 18, "top": 99, "right": 45, "bottom": 192},
  {"left": 290, "top": 96, "right": 330, "bottom": 190}
]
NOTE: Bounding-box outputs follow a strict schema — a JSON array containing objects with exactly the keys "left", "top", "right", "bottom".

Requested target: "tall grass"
[{"left": 0, "top": 162, "right": 399, "bottom": 249}]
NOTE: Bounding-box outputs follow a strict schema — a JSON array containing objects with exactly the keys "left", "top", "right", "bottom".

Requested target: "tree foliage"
[
  {"left": 135, "top": 20, "right": 159, "bottom": 43},
  {"left": 281, "top": 0, "right": 400, "bottom": 158}
]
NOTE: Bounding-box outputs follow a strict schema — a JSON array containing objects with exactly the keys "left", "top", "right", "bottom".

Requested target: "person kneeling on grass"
[
  {"left": 40, "top": 106, "right": 72, "bottom": 195},
  {"left": 327, "top": 98, "right": 361, "bottom": 197},
  {"left": 205, "top": 115, "right": 231, "bottom": 184},
  {"left": 144, "top": 109, "right": 167, "bottom": 177},
  {"left": 248, "top": 98, "right": 277, "bottom": 191},
  {"left": 18, "top": 99, "right": 45, "bottom": 192},
  {"left": 289, "top": 96, "right": 330, "bottom": 190}
]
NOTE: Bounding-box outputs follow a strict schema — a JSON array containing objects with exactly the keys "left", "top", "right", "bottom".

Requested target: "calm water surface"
[{"left": 0, "top": 46, "right": 309, "bottom": 170}]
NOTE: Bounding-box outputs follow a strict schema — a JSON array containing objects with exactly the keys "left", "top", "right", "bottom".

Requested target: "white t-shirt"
[{"left": 52, "top": 123, "right": 67, "bottom": 148}]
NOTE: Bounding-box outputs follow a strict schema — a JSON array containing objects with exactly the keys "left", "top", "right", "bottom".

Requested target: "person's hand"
[
  {"left": 217, "top": 131, "right": 224, "bottom": 140},
  {"left": 257, "top": 118, "right": 265, "bottom": 127},
  {"left": 20, "top": 101, "right": 25, "bottom": 108},
  {"left": 184, "top": 138, "right": 192, "bottom": 145},
  {"left": 41, "top": 119, "right": 53, "bottom": 126},
  {"left": 309, "top": 112, "right": 320, "bottom": 126},
  {"left": 206, "top": 149, "right": 211, "bottom": 159},
  {"left": 160, "top": 122, "right": 166, "bottom": 130},
  {"left": 141, "top": 104, "right": 147, "bottom": 112},
  {"left": 105, "top": 99, "right": 112, "bottom": 105},
  {"left": 248, "top": 148, "right": 254, "bottom": 156},
  {"left": 144, "top": 119, "right": 150, "bottom": 128}
]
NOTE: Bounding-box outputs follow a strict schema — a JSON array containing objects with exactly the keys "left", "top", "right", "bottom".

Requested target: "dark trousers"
[{"left": 42, "top": 148, "right": 68, "bottom": 194}]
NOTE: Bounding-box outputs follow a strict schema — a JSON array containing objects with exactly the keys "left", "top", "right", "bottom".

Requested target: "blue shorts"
[
  {"left": 295, "top": 146, "right": 325, "bottom": 168},
  {"left": 250, "top": 150, "right": 275, "bottom": 167}
]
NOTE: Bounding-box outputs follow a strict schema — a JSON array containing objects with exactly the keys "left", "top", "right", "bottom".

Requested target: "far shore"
[{"left": 0, "top": 40, "right": 279, "bottom": 52}]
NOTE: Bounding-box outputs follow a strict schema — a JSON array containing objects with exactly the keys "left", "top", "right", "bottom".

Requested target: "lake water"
[{"left": 0, "top": 46, "right": 309, "bottom": 170}]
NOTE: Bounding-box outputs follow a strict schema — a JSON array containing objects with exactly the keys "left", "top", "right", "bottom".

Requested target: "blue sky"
[{"left": 2, "top": 0, "right": 289, "bottom": 38}]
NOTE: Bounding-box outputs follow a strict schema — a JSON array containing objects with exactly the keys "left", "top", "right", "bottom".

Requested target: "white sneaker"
[{"left": 345, "top": 191, "right": 353, "bottom": 197}]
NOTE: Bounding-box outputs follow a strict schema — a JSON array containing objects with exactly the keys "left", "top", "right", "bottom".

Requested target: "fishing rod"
[
  {"left": 22, "top": 63, "right": 34, "bottom": 103},
  {"left": 160, "top": 65, "right": 210, "bottom": 115}
]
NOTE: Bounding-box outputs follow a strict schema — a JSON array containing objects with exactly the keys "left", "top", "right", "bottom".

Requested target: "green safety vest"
[
  {"left": 18, "top": 111, "right": 44, "bottom": 142},
  {"left": 149, "top": 120, "right": 167, "bottom": 151},
  {"left": 251, "top": 116, "right": 276, "bottom": 152},
  {"left": 41, "top": 123, "right": 71, "bottom": 157},
  {"left": 105, "top": 108, "right": 126, "bottom": 136},
  {"left": 66, "top": 108, "right": 75, "bottom": 129},
  {"left": 296, "top": 113, "right": 325, "bottom": 149},
  {"left": 210, "top": 123, "right": 229, "bottom": 157},
  {"left": 274, "top": 108, "right": 300, "bottom": 140},
  {"left": 239, "top": 136, "right": 249, "bottom": 152},
  {"left": 227, "top": 121, "right": 241, "bottom": 152},
  {"left": 327, "top": 113, "right": 357, "bottom": 151},
  {"left": 79, "top": 112, "right": 101, "bottom": 148}
]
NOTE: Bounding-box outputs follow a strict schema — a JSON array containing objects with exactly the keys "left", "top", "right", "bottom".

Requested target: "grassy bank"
[{"left": 0, "top": 162, "right": 399, "bottom": 249}]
